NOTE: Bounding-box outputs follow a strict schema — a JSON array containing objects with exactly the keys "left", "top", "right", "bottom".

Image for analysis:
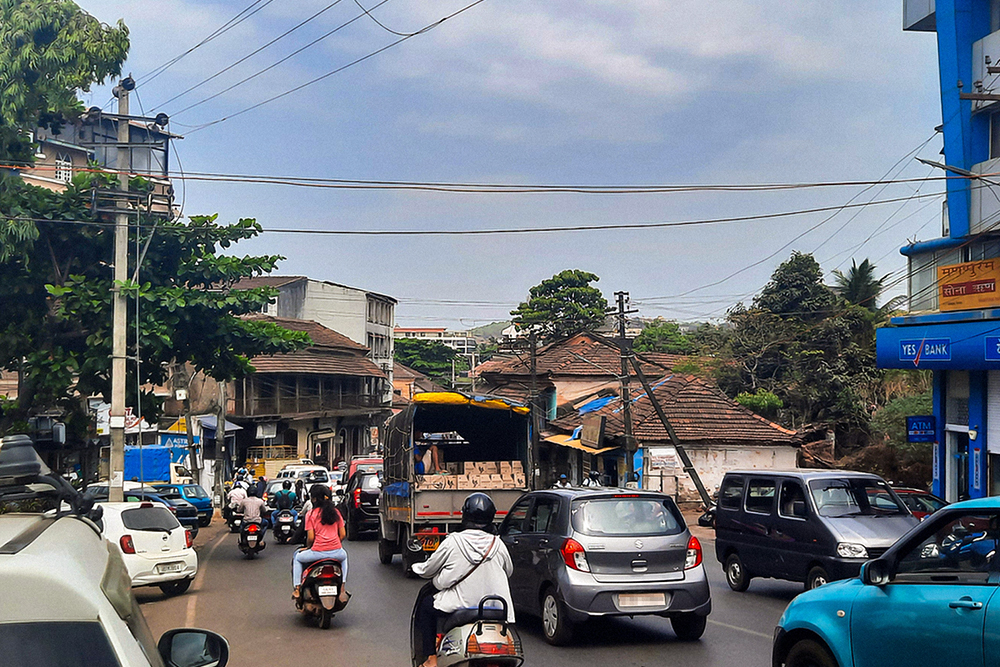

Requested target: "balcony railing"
[{"left": 231, "top": 392, "right": 383, "bottom": 417}]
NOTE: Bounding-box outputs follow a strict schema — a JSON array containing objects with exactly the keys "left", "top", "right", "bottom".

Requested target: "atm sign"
[{"left": 907, "top": 416, "right": 936, "bottom": 443}]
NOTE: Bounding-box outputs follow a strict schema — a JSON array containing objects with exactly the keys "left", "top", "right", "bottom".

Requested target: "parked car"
[
  {"left": 772, "top": 496, "right": 1000, "bottom": 667},
  {"left": 338, "top": 470, "right": 381, "bottom": 540},
  {"left": 0, "top": 433, "right": 229, "bottom": 667},
  {"left": 86, "top": 484, "right": 201, "bottom": 539},
  {"left": 715, "top": 470, "right": 920, "bottom": 592},
  {"left": 97, "top": 501, "right": 198, "bottom": 595},
  {"left": 276, "top": 465, "right": 335, "bottom": 491},
  {"left": 153, "top": 482, "right": 214, "bottom": 526},
  {"left": 498, "top": 488, "right": 711, "bottom": 645},
  {"left": 347, "top": 456, "right": 383, "bottom": 479},
  {"left": 892, "top": 487, "right": 948, "bottom": 520}
]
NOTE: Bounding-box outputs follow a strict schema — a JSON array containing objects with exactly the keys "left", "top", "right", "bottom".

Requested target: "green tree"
[
  {"left": 754, "top": 251, "right": 836, "bottom": 320},
  {"left": 633, "top": 319, "right": 695, "bottom": 354},
  {"left": 832, "top": 258, "right": 905, "bottom": 315},
  {"left": 511, "top": 269, "right": 608, "bottom": 342},
  {"left": 394, "top": 339, "right": 456, "bottom": 383},
  {"left": 735, "top": 388, "right": 783, "bottom": 418}
]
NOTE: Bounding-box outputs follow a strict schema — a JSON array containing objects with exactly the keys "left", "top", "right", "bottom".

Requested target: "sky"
[{"left": 79, "top": 0, "right": 945, "bottom": 329}]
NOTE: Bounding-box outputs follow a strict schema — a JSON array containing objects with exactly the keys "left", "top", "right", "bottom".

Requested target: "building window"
[{"left": 54, "top": 152, "right": 73, "bottom": 183}]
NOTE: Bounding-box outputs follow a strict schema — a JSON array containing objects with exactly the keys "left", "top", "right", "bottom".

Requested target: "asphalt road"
[{"left": 139, "top": 521, "right": 802, "bottom": 667}]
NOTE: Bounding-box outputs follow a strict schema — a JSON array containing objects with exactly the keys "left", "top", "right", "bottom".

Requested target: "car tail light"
[
  {"left": 560, "top": 538, "right": 590, "bottom": 572},
  {"left": 354, "top": 488, "right": 361, "bottom": 509},
  {"left": 685, "top": 535, "right": 702, "bottom": 570},
  {"left": 247, "top": 523, "right": 259, "bottom": 534},
  {"left": 168, "top": 506, "right": 177, "bottom": 514},
  {"left": 120, "top": 535, "right": 136, "bottom": 554},
  {"left": 185, "top": 529, "right": 193, "bottom": 549}
]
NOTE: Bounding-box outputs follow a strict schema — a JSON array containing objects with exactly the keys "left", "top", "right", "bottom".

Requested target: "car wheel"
[
  {"left": 670, "top": 613, "right": 707, "bottom": 641},
  {"left": 198, "top": 516, "right": 211, "bottom": 527},
  {"left": 785, "top": 639, "right": 838, "bottom": 667},
  {"left": 806, "top": 566, "right": 829, "bottom": 591},
  {"left": 378, "top": 537, "right": 394, "bottom": 565},
  {"left": 159, "top": 578, "right": 192, "bottom": 596},
  {"left": 541, "top": 588, "right": 574, "bottom": 646},
  {"left": 725, "top": 553, "right": 751, "bottom": 592}
]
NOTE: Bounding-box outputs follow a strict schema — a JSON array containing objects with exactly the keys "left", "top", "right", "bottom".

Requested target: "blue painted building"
[{"left": 877, "top": 0, "right": 1000, "bottom": 501}]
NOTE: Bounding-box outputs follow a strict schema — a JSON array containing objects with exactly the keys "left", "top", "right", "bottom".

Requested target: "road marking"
[
  {"left": 708, "top": 619, "right": 773, "bottom": 639},
  {"left": 185, "top": 526, "right": 229, "bottom": 627}
]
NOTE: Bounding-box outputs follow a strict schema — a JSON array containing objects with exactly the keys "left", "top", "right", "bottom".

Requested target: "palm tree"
[{"left": 831, "top": 259, "right": 905, "bottom": 315}]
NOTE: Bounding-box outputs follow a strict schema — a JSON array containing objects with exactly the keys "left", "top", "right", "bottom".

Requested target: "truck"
[
  {"left": 379, "top": 391, "right": 532, "bottom": 573},
  {"left": 123, "top": 445, "right": 193, "bottom": 484},
  {"left": 244, "top": 445, "right": 312, "bottom": 479}
]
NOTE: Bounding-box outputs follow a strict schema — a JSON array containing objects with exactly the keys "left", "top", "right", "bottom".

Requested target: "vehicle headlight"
[{"left": 837, "top": 542, "right": 868, "bottom": 559}]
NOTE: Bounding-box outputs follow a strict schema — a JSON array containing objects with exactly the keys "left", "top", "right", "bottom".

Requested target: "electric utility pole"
[
  {"left": 109, "top": 77, "right": 134, "bottom": 502},
  {"left": 615, "top": 292, "right": 637, "bottom": 479}
]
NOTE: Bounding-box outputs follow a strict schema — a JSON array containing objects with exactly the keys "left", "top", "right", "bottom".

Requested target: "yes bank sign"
[{"left": 898, "top": 338, "right": 951, "bottom": 364}]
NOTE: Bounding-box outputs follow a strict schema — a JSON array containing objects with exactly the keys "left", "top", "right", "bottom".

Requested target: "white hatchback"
[{"left": 98, "top": 502, "right": 198, "bottom": 595}]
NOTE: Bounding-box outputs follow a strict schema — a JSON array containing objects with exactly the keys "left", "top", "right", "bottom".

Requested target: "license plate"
[
  {"left": 157, "top": 562, "right": 184, "bottom": 574},
  {"left": 317, "top": 585, "right": 338, "bottom": 597},
  {"left": 618, "top": 593, "right": 666, "bottom": 608},
  {"left": 248, "top": 536, "right": 257, "bottom": 543},
  {"left": 417, "top": 534, "right": 441, "bottom": 551}
]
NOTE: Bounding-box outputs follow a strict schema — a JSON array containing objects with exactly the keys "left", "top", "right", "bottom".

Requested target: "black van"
[{"left": 714, "top": 470, "right": 920, "bottom": 591}]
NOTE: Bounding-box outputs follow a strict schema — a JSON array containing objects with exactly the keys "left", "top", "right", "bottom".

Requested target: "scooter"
[
  {"left": 273, "top": 509, "right": 297, "bottom": 544},
  {"left": 410, "top": 583, "right": 524, "bottom": 667},
  {"left": 296, "top": 557, "right": 349, "bottom": 629},
  {"left": 238, "top": 518, "right": 266, "bottom": 558},
  {"left": 226, "top": 506, "right": 244, "bottom": 533}
]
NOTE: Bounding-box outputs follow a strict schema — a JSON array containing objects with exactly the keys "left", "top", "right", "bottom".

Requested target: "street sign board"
[
  {"left": 899, "top": 338, "right": 951, "bottom": 364},
  {"left": 906, "top": 416, "right": 936, "bottom": 443},
  {"left": 580, "top": 415, "right": 606, "bottom": 449},
  {"left": 938, "top": 259, "right": 1000, "bottom": 312}
]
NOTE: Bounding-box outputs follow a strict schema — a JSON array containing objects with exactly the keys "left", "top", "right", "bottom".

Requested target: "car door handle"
[{"left": 949, "top": 598, "right": 984, "bottom": 610}]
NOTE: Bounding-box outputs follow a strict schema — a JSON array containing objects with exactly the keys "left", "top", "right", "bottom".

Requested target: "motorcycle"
[
  {"left": 273, "top": 509, "right": 297, "bottom": 544},
  {"left": 238, "top": 518, "right": 267, "bottom": 558},
  {"left": 296, "top": 557, "right": 349, "bottom": 629},
  {"left": 410, "top": 583, "right": 523, "bottom": 667},
  {"left": 226, "top": 506, "right": 244, "bottom": 533}
]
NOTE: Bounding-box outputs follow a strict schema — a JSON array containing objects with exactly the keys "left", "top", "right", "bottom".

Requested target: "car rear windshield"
[
  {"left": 122, "top": 506, "right": 180, "bottom": 531},
  {"left": 0, "top": 621, "right": 122, "bottom": 667},
  {"left": 361, "top": 474, "right": 381, "bottom": 490},
  {"left": 183, "top": 485, "right": 209, "bottom": 499},
  {"left": 808, "top": 478, "right": 907, "bottom": 517},
  {"left": 571, "top": 496, "right": 684, "bottom": 537}
]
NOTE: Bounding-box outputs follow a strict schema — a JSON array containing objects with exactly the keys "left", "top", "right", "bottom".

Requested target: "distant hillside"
[{"left": 469, "top": 321, "right": 510, "bottom": 340}]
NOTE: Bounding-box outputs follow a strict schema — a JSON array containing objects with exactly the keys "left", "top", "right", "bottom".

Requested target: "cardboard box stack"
[{"left": 415, "top": 460, "right": 526, "bottom": 491}]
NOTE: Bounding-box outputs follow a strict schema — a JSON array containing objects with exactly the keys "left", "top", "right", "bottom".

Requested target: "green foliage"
[
  {"left": 832, "top": 258, "right": 906, "bottom": 317},
  {"left": 754, "top": 251, "right": 836, "bottom": 320},
  {"left": 633, "top": 319, "right": 695, "bottom": 354},
  {"left": 511, "top": 269, "right": 608, "bottom": 342},
  {"left": 0, "top": 0, "right": 128, "bottom": 164},
  {"left": 735, "top": 389, "right": 783, "bottom": 418},
  {"left": 394, "top": 339, "right": 456, "bottom": 382},
  {"left": 870, "top": 392, "right": 933, "bottom": 453}
]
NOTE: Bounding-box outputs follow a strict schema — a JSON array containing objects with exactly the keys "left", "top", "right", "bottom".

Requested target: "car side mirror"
[
  {"left": 860, "top": 559, "right": 890, "bottom": 587},
  {"left": 157, "top": 629, "right": 229, "bottom": 667},
  {"left": 336, "top": 488, "right": 345, "bottom": 497},
  {"left": 697, "top": 510, "right": 715, "bottom": 528}
]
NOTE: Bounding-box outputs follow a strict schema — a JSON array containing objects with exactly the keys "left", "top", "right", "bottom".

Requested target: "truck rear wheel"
[{"left": 378, "top": 537, "right": 394, "bottom": 565}]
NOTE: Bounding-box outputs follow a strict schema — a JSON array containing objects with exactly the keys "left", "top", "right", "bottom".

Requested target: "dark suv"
[
  {"left": 498, "top": 488, "right": 711, "bottom": 645},
  {"left": 338, "top": 471, "right": 381, "bottom": 540}
]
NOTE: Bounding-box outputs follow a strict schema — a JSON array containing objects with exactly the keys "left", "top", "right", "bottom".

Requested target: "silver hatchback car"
[{"left": 498, "top": 487, "right": 711, "bottom": 645}]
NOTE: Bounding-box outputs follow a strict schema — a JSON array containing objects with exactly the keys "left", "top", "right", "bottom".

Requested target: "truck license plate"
[
  {"left": 317, "top": 585, "right": 338, "bottom": 597},
  {"left": 157, "top": 562, "right": 184, "bottom": 574},
  {"left": 618, "top": 593, "right": 666, "bottom": 608},
  {"left": 417, "top": 534, "right": 441, "bottom": 550}
]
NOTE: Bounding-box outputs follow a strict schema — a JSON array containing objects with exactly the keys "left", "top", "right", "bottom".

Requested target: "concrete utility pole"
[
  {"left": 215, "top": 380, "right": 227, "bottom": 505},
  {"left": 529, "top": 330, "right": 539, "bottom": 490},
  {"left": 109, "top": 77, "right": 134, "bottom": 502},
  {"left": 615, "top": 291, "right": 636, "bottom": 480}
]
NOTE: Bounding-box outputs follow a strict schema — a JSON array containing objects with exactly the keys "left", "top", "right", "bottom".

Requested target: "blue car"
[
  {"left": 154, "top": 483, "right": 214, "bottom": 527},
  {"left": 773, "top": 496, "right": 1000, "bottom": 667}
]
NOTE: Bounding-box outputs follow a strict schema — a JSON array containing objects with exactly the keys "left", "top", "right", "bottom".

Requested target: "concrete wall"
[{"left": 302, "top": 282, "right": 367, "bottom": 345}]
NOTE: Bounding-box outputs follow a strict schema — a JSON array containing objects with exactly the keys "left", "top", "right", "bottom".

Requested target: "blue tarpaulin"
[
  {"left": 578, "top": 396, "right": 615, "bottom": 414},
  {"left": 124, "top": 446, "right": 188, "bottom": 483}
]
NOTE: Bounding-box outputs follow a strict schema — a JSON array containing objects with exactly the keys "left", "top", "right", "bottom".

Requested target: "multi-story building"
[
  {"left": 877, "top": 0, "right": 1000, "bottom": 502},
  {"left": 394, "top": 327, "right": 478, "bottom": 354},
  {"left": 234, "top": 276, "right": 396, "bottom": 403}
]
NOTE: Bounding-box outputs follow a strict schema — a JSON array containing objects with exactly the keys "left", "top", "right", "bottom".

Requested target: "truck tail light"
[
  {"left": 560, "top": 538, "right": 590, "bottom": 572},
  {"left": 685, "top": 535, "right": 702, "bottom": 569},
  {"left": 120, "top": 535, "right": 136, "bottom": 554}
]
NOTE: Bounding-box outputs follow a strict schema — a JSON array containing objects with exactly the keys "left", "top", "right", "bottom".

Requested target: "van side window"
[
  {"left": 778, "top": 481, "right": 808, "bottom": 519},
  {"left": 720, "top": 477, "right": 744, "bottom": 511},
  {"left": 745, "top": 479, "right": 776, "bottom": 514}
]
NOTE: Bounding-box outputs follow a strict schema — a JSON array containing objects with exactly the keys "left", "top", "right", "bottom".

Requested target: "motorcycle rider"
[
  {"left": 239, "top": 485, "right": 269, "bottom": 531},
  {"left": 582, "top": 469, "right": 603, "bottom": 487},
  {"left": 411, "top": 492, "right": 514, "bottom": 667},
  {"left": 226, "top": 480, "right": 248, "bottom": 521},
  {"left": 292, "top": 484, "right": 348, "bottom": 601},
  {"left": 552, "top": 473, "right": 571, "bottom": 489},
  {"left": 273, "top": 480, "right": 299, "bottom": 523}
]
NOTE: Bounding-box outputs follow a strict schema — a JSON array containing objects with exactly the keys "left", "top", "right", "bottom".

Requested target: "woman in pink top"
[{"left": 292, "top": 484, "right": 348, "bottom": 599}]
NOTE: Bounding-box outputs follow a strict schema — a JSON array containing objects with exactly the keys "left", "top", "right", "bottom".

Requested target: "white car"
[{"left": 98, "top": 501, "right": 198, "bottom": 595}]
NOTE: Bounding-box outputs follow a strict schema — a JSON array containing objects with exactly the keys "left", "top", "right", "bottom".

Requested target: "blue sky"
[{"left": 81, "top": 0, "right": 944, "bottom": 328}]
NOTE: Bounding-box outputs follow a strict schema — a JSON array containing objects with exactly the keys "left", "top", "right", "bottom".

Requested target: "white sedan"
[{"left": 98, "top": 501, "right": 198, "bottom": 595}]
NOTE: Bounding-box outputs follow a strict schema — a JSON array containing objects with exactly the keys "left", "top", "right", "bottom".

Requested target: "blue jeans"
[{"left": 293, "top": 547, "right": 348, "bottom": 586}]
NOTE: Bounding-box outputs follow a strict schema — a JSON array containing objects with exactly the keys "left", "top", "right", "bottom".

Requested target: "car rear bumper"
[
  {"left": 558, "top": 564, "right": 712, "bottom": 621},
  {"left": 126, "top": 550, "right": 199, "bottom": 587}
]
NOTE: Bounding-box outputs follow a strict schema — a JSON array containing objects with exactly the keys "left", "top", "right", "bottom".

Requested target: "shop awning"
[
  {"left": 542, "top": 433, "right": 619, "bottom": 455},
  {"left": 196, "top": 415, "right": 243, "bottom": 433}
]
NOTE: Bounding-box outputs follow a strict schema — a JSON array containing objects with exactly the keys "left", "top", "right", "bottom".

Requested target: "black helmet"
[
  {"left": 247, "top": 485, "right": 259, "bottom": 498},
  {"left": 461, "top": 492, "right": 496, "bottom": 528},
  {"left": 282, "top": 480, "right": 291, "bottom": 490},
  {"left": 589, "top": 470, "right": 601, "bottom": 480}
]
